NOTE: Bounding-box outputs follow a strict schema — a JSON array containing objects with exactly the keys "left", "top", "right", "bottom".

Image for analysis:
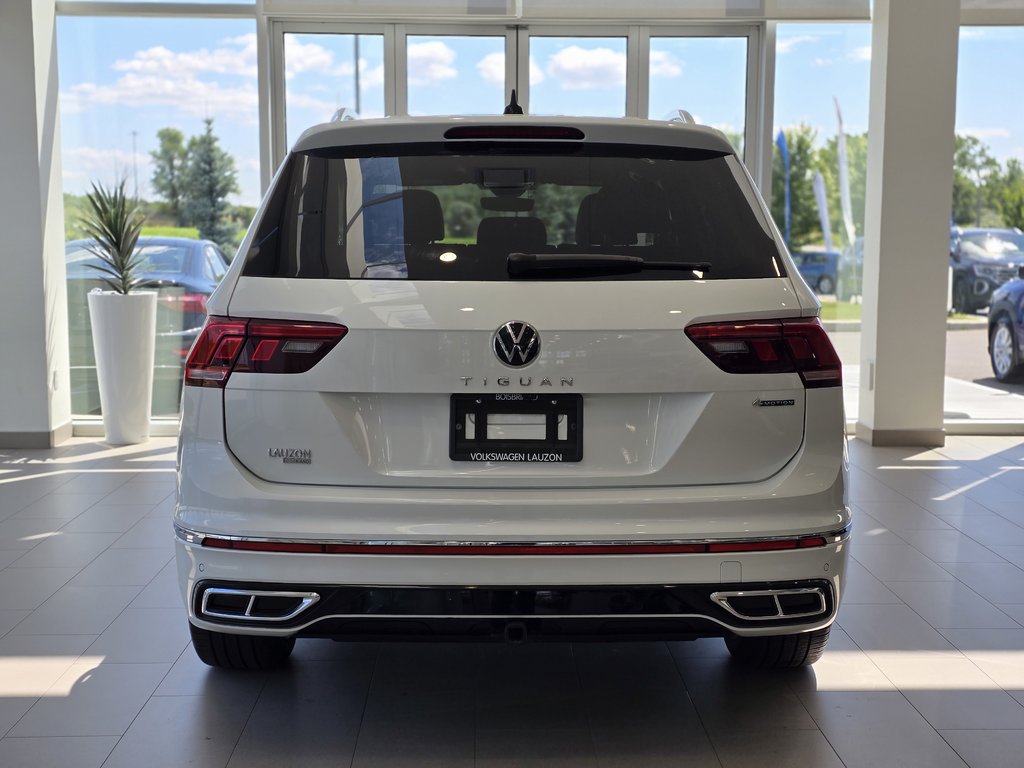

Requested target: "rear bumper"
[
  {"left": 176, "top": 386, "right": 850, "bottom": 640},
  {"left": 186, "top": 578, "right": 839, "bottom": 641},
  {"left": 175, "top": 528, "right": 849, "bottom": 639}
]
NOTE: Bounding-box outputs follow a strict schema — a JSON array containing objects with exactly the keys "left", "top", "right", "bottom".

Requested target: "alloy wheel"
[{"left": 992, "top": 324, "right": 1015, "bottom": 378}]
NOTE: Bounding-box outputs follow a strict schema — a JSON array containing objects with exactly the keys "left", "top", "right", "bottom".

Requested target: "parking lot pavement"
[{"left": 829, "top": 326, "right": 1024, "bottom": 420}]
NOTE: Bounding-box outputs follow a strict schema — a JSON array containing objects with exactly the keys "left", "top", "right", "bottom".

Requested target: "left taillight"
[
  {"left": 684, "top": 317, "right": 842, "bottom": 388},
  {"left": 184, "top": 316, "right": 348, "bottom": 388}
]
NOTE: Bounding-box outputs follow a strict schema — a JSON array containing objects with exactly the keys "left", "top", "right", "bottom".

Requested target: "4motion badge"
[{"left": 753, "top": 398, "right": 796, "bottom": 407}]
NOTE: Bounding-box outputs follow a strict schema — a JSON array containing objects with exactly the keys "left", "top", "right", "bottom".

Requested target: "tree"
[
  {"left": 998, "top": 158, "right": 1024, "bottom": 231},
  {"left": 180, "top": 118, "right": 239, "bottom": 250},
  {"left": 953, "top": 134, "right": 1000, "bottom": 226},
  {"left": 771, "top": 124, "right": 821, "bottom": 247},
  {"left": 150, "top": 128, "right": 188, "bottom": 224}
]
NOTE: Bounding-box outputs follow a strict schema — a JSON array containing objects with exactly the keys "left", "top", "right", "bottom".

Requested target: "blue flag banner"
[{"left": 776, "top": 130, "right": 791, "bottom": 246}]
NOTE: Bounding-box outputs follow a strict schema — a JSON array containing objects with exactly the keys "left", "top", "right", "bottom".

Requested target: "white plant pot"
[{"left": 87, "top": 290, "right": 158, "bottom": 445}]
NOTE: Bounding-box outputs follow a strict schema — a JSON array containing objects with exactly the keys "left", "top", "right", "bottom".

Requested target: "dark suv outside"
[{"left": 950, "top": 228, "right": 1024, "bottom": 313}]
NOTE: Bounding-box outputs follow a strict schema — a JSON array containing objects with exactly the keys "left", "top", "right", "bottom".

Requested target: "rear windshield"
[{"left": 243, "top": 142, "right": 783, "bottom": 281}]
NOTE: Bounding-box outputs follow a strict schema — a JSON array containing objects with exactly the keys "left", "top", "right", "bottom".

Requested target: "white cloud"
[
  {"left": 962, "top": 127, "right": 1011, "bottom": 140},
  {"left": 476, "top": 52, "right": 504, "bottom": 87},
  {"left": 63, "top": 35, "right": 268, "bottom": 123},
  {"left": 361, "top": 62, "right": 385, "bottom": 89},
  {"left": 961, "top": 29, "right": 989, "bottom": 40},
  {"left": 62, "top": 146, "right": 153, "bottom": 197},
  {"left": 814, "top": 58, "right": 834, "bottom": 67},
  {"left": 529, "top": 56, "right": 545, "bottom": 86},
  {"left": 649, "top": 50, "right": 682, "bottom": 78},
  {"left": 849, "top": 46, "right": 872, "bottom": 63},
  {"left": 407, "top": 41, "right": 457, "bottom": 85},
  {"left": 546, "top": 46, "right": 625, "bottom": 90},
  {"left": 284, "top": 37, "right": 340, "bottom": 78},
  {"left": 476, "top": 53, "right": 545, "bottom": 88},
  {"left": 113, "top": 34, "right": 257, "bottom": 79},
  {"left": 776, "top": 35, "right": 818, "bottom": 54},
  {"left": 286, "top": 92, "right": 338, "bottom": 114},
  {"left": 62, "top": 73, "right": 259, "bottom": 122}
]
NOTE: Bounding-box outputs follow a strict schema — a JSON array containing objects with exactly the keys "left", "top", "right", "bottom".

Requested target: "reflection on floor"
[{"left": 1, "top": 436, "right": 1024, "bottom": 767}]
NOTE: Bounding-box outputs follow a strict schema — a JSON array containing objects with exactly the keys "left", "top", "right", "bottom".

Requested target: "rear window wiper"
[{"left": 507, "top": 252, "right": 711, "bottom": 278}]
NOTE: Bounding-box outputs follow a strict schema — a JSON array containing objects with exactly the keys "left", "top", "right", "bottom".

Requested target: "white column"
[
  {"left": 856, "top": 0, "right": 959, "bottom": 447},
  {"left": 0, "top": 0, "right": 72, "bottom": 447}
]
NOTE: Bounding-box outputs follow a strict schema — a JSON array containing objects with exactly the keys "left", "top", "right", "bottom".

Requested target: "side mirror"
[{"left": 950, "top": 250, "right": 960, "bottom": 263}]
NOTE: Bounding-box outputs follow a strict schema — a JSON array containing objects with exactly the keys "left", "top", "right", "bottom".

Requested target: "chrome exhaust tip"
[
  {"left": 710, "top": 588, "right": 826, "bottom": 621},
  {"left": 200, "top": 587, "right": 320, "bottom": 622}
]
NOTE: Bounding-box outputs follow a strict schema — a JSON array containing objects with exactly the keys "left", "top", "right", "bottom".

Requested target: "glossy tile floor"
[{"left": 2, "top": 437, "right": 1024, "bottom": 767}]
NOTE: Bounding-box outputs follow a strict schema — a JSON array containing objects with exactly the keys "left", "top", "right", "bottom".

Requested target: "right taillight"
[
  {"left": 184, "top": 316, "right": 347, "bottom": 388},
  {"left": 685, "top": 317, "right": 841, "bottom": 388}
]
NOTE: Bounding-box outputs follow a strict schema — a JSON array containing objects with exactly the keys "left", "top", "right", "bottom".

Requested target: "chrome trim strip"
[
  {"left": 175, "top": 524, "right": 851, "bottom": 550},
  {"left": 190, "top": 608, "right": 839, "bottom": 638},
  {"left": 710, "top": 587, "right": 826, "bottom": 621},
  {"left": 199, "top": 587, "right": 320, "bottom": 622}
]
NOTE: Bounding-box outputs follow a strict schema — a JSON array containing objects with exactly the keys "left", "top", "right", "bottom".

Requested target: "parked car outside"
[
  {"left": 66, "top": 236, "right": 229, "bottom": 416},
  {"left": 988, "top": 266, "right": 1024, "bottom": 382},
  {"left": 836, "top": 237, "right": 863, "bottom": 302},
  {"left": 950, "top": 227, "right": 1024, "bottom": 314},
  {"left": 175, "top": 115, "right": 849, "bottom": 670},
  {"left": 792, "top": 247, "right": 839, "bottom": 295}
]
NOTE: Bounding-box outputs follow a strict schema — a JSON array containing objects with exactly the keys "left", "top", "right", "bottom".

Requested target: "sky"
[{"left": 56, "top": 18, "right": 1024, "bottom": 209}]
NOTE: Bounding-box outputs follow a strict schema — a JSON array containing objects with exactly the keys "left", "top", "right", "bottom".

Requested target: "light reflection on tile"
[{"left": 0, "top": 436, "right": 1021, "bottom": 766}]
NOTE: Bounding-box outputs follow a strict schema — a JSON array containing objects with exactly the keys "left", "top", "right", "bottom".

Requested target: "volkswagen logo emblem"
[{"left": 493, "top": 321, "right": 540, "bottom": 367}]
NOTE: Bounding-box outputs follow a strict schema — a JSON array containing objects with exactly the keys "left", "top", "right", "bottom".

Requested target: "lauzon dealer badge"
[{"left": 269, "top": 448, "right": 312, "bottom": 464}]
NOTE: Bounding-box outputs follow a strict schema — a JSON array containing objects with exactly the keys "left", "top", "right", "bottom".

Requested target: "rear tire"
[
  {"left": 817, "top": 275, "right": 835, "bottom": 295},
  {"left": 952, "top": 278, "right": 974, "bottom": 314},
  {"left": 189, "top": 623, "right": 295, "bottom": 670},
  {"left": 991, "top": 316, "right": 1024, "bottom": 382},
  {"left": 725, "top": 626, "right": 831, "bottom": 668}
]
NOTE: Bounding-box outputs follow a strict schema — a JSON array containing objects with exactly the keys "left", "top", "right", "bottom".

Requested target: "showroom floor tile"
[{"left": 1, "top": 436, "right": 1024, "bottom": 766}]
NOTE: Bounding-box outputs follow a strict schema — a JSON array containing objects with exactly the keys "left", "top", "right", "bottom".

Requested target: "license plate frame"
[{"left": 449, "top": 393, "right": 583, "bottom": 462}]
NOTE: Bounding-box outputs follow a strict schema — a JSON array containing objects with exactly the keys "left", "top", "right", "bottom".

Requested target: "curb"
[{"left": 822, "top": 319, "right": 988, "bottom": 333}]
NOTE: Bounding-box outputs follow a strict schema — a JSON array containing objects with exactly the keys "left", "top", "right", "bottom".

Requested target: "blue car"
[
  {"left": 988, "top": 266, "right": 1024, "bottom": 382},
  {"left": 65, "top": 236, "right": 231, "bottom": 415},
  {"left": 793, "top": 247, "right": 839, "bottom": 295}
]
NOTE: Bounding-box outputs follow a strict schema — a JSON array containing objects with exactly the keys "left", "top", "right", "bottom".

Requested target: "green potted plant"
[{"left": 79, "top": 180, "right": 156, "bottom": 444}]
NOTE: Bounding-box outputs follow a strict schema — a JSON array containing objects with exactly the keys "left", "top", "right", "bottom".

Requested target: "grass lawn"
[{"left": 140, "top": 226, "right": 200, "bottom": 238}]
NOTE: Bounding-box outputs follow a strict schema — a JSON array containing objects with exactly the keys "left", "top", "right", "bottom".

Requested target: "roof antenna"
[{"left": 503, "top": 89, "right": 524, "bottom": 115}]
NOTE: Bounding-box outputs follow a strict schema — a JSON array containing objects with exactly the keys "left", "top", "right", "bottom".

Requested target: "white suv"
[{"left": 175, "top": 115, "right": 849, "bottom": 669}]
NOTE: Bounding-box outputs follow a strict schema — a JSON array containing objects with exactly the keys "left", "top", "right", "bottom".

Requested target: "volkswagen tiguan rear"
[{"left": 175, "top": 115, "right": 849, "bottom": 669}]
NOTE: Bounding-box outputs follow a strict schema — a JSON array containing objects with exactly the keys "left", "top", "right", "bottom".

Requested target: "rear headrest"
[
  {"left": 476, "top": 217, "right": 547, "bottom": 251},
  {"left": 575, "top": 193, "right": 600, "bottom": 247},
  {"left": 401, "top": 189, "right": 444, "bottom": 244},
  {"left": 575, "top": 186, "right": 672, "bottom": 247}
]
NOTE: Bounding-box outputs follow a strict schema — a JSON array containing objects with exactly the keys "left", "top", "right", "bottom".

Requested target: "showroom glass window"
[
  {"left": 57, "top": 15, "right": 259, "bottom": 419},
  {"left": 647, "top": 36, "right": 747, "bottom": 155},
  {"left": 946, "top": 26, "right": 1024, "bottom": 422},
  {"left": 284, "top": 33, "right": 386, "bottom": 148},
  {"left": 773, "top": 23, "right": 870, "bottom": 421},
  {"left": 528, "top": 36, "right": 628, "bottom": 117}
]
